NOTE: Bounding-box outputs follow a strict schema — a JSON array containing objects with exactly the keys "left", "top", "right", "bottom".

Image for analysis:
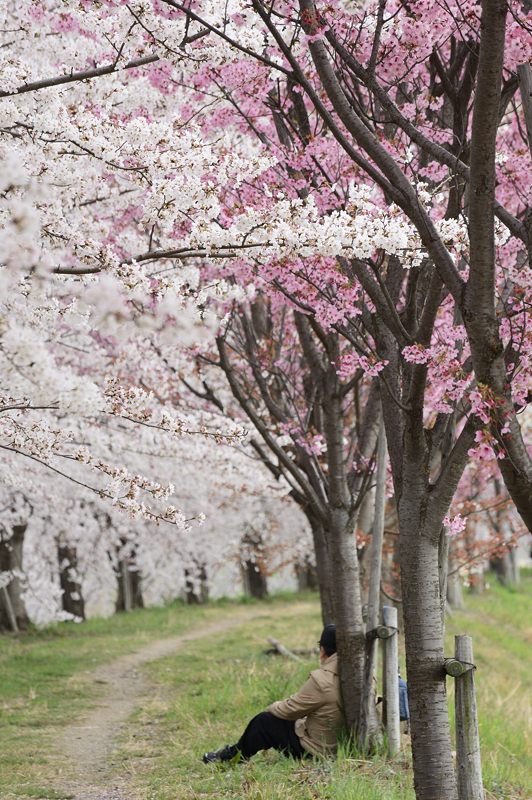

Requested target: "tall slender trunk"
[
  {"left": 307, "top": 514, "right": 335, "bottom": 625},
  {"left": 464, "top": 0, "right": 532, "bottom": 531},
  {"left": 447, "top": 550, "right": 464, "bottom": 610},
  {"left": 323, "top": 358, "right": 365, "bottom": 734},
  {"left": 0, "top": 525, "right": 29, "bottom": 632},
  {"left": 359, "top": 418, "right": 387, "bottom": 748},
  {"left": 400, "top": 501, "right": 457, "bottom": 800}
]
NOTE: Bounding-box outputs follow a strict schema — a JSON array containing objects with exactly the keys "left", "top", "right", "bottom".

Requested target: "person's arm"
[{"left": 267, "top": 674, "right": 324, "bottom": 720}]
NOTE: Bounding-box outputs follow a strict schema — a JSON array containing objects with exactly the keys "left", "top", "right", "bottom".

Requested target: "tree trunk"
[
  {"left": 242, "top": 560, "right": 268, "bottom": 598},
  {"left": 400, "top": 514, "right": 458, "bottom": 800},
  {"left": 464, "top": 0, "right": 532, "bottom": 532},
  {"left": 130, "top": 567, "right": 144, "bottom": 608},
  {"left": 58, "top": 545, "right": 85, "bottom": 619},
  {"left": 469, "top": 567, "right": 486, "bottom": 595},
  {"left": 295, "top": 556, "right": 318, "bottom": 591},
  {"left": 447, "top": 553, "right": 464, "bottom": 610},
  {"left": 323, "top": 357, "right": 366, "bottom": 737},
  {"left": 0, "top": 525, "right": 29, "bottom": 632},
  {"left": 185, "top": 562, "right": 209, "bottom": 604},
  {"left": 307, "top": 514, "right": 335, "bottom": 625},
  {"left": 116, "top": 557, "right": 144, "bottom": 612},
  {"left": 328, "top": 504, "right": 366, "bottom": 736},
  {"left": 489, "top": 550, "right": 517, "bottom": 587},
  {"left": 359, "top": 418, "right": 386, "bottom": 748}
]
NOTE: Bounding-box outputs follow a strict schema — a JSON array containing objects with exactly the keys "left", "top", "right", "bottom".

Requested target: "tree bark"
[
  {"left": 0, "top": 525, "right": 29, "bottom": 632},
  {"left": 323, "top": 359, "right": 366, "bottom": 736},
  {"left": 464, "top": 0, "right": 532, "bottom": 532},
  {"left": 359, "top": 417, "right": 386, "bottom": 748},
  {"left": 58, "top": 545, "right": 85, "bottom": 619},
  {"left": 307, "top": 514, "right": 335, "bottom": 625},
  {"left": 489, "top": 550, "right": 517, "bottom": 587},
  {"left": 185, "top": 561, "right": 210, "bottom": 604},
  {"left": 242, "top": 560, "right": 268, "bottom": 598},
  {"left": 295, "top": 556, "right": 319, "bottom": 592},
  {"left": 400, "top": 512, "right": 458, "bottom": 800},
  {"left": 447, "top": 553, "right": 464, "bottom": 610},
  {"left": 116, "top": 553, "right": 144, "bottom": 613}
]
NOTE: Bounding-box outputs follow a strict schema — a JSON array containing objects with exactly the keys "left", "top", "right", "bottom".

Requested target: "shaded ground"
[{"left": 55, "top": 610, "right": 264, "bottom": 800}]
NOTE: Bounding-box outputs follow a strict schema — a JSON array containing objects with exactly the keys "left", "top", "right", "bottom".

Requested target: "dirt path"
[{"left": 55, "top": 609, "right": 265, "bottom": 800}]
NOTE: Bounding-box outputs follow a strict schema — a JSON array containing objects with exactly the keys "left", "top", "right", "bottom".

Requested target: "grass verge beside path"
[
  {"left": 0, "top": 593, "right": 309, "bottom": 799},
  {"left": 1, "top": 578, "right": 531, "bottom": 799},
  {"left": 120, "top": 577, "right": 531, "bottom": 800},
  {"left": 119, "top": 599, "right": 414, "bottom": 800}
]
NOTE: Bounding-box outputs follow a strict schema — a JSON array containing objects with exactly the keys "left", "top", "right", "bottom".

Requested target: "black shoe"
[{"left": 202, "top": 744, "right": 240, "bottom": 764}]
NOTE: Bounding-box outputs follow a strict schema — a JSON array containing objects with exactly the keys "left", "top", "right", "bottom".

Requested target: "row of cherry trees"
[{"left": 1, "top": 2, "right": 530, "bottom": 799}]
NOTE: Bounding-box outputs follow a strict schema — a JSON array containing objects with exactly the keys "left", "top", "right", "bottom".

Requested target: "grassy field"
[{"left": 0, "top": 578, "right": 530, "bottom": 800}]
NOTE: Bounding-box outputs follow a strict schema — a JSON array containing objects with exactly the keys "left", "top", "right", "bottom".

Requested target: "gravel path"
[{"left": 54, "top": 609, "right": 264, "bottom": 800}]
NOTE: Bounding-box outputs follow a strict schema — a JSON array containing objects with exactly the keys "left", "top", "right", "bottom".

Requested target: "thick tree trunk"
[
  {"left": 489, "top": 550, "right": 518, "bottom": 586},
  {"left": 116, "top": 557, "right": 144, "bottom": 612},
  {"left": 400, "top": 514, "right": 458, "bottom": 800},
  {"left": 0, "top": 525, "right": 29, "bottom": 632},
  {"left": 185, "top": 562, "right": 209, "bottom": 604},
  {"left": 242, "top": 560, "right": 268, "bottom": 598},
  {"left": 58, "top": 545, "right": 85, "bottom": 620},
  {"left": 328, "top": 504, "right": 366, "bottom": 735},
  {"left": 307, "top": 514, "right": 335, "bottom": 625}
]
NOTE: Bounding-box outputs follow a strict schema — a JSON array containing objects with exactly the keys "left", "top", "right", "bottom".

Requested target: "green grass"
[
  {"left": 444, "top": 579, "right": 532, "bottom": 798},
  {"left": 0, "top": 594, "right": 311, "bottom": 799},
  {"left": 0, "top": 580, "right": 530, "bottom": 800}
]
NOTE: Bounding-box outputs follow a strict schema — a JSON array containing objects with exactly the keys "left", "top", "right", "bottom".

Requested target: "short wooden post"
[
  {"left": 455, "top": 635, "right": 484, "bottom": 800},
  {"left": 382, "top": 605, "right": 400, "bottom": 756}
]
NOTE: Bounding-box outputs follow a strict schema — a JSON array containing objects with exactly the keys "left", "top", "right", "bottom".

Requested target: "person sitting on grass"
[{"left": 202, "top": 624, "right": 343, "bottom": 763}]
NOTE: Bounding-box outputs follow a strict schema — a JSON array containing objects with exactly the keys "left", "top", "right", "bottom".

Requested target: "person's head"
[{"left": 318, "top": 624, "right": 336, "bottom": 662}]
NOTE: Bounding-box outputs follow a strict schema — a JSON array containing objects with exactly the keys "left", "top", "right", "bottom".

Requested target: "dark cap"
[{"left": 319, "top": 624, "right": 337, "bottom": 656}]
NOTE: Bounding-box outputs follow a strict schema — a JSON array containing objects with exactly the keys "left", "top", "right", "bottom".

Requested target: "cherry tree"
[{"left": 1, "top": 3, "right": 531, "bottom": 796}]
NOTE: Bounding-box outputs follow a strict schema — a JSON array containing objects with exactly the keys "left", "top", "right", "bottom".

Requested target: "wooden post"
[
  {"left": 455, "top": 635, "right": 484, "bottom": 800},
  {"left": 382, "top": 605, "right": 400, "bottom": 756},
  {"left": 1, "top": 585, "right": 19, "bottom": 633}
]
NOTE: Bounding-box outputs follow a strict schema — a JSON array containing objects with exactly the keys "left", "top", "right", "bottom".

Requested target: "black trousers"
[{"left": 236, "top": 711, "right": 307, "bottom": 759}]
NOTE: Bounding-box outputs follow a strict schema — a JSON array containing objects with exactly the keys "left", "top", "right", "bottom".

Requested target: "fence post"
[
  {"left": 455, "top": 635, "right": 484, "bottom": 800},
  {"left": 382, "top": 605, "right": 400, "bottom": 756}
]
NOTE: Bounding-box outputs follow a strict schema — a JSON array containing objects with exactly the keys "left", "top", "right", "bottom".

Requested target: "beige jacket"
[{"left": 267, "top": 653, "right": 343, "bottom": 756}]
